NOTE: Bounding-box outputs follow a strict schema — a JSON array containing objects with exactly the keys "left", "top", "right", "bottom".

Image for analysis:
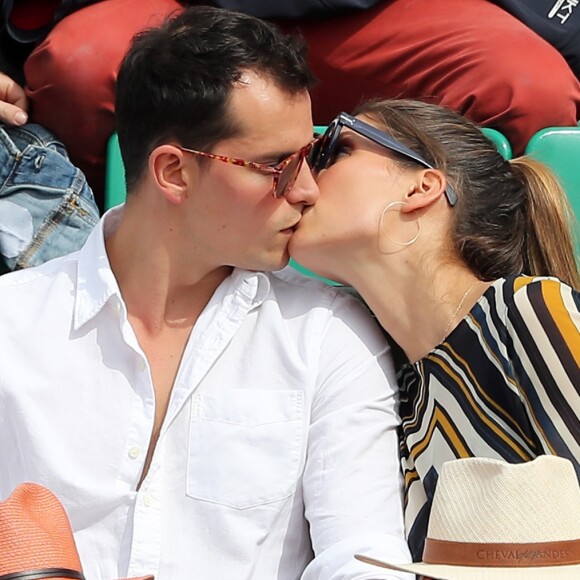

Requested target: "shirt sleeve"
[
  {"left": 508, "top": 277, "right": 580, "bottom": 477},
  {"left": 300, "top": 292, "right": 414, "bottom": 579}
]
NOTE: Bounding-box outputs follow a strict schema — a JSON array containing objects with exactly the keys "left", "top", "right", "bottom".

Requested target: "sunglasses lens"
[
  {"left": 313, "top": 121, "right": 340, "bottom": 173},
  {"left": 308, "top": 137, "right": 323, "bottom": 171},
  {"left": 274, "top": 153, "right": 303, "bottom": 198}
]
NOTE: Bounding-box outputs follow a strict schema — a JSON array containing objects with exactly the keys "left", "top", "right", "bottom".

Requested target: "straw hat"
[
  {"left": 356, "top": 455, "right": 580, "bottom": 579},
  {"left": 0, "top": 482, "right": 154, "bottom": 580}
]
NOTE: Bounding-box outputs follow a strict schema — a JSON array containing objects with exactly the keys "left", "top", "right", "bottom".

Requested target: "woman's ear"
[
  {"left": 401, "top": 168, "right": 447, "bottom": 214},
  {"left": 148, "top": 145, "right": 192, "bottom": 205}
]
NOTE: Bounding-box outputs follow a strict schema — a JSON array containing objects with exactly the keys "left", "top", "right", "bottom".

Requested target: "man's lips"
[
  {"left": 288, "top": 207, "right": 313, "bottom": 232},
  {"left": 281, "top": 220, "right": 301, "bottom": 233}
]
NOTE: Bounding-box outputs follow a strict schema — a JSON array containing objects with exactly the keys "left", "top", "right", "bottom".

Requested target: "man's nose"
[{"left": 285, "top": 161, "right": 320, "bottom": 205}]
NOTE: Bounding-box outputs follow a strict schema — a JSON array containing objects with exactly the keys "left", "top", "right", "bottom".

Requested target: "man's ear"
[
  {"left": 401, "top": 168, "right": 447, "bottom": 214},
  {"left": 148, "top": 144, "right": 192, "bottom": 205}
]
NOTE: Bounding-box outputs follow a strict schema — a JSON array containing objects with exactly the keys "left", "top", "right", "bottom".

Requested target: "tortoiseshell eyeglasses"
[{"left": 178, "top": 137, "right": 320, "bottom": 199}]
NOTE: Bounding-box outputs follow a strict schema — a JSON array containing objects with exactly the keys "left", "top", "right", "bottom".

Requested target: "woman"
[{"left": 290, "top": 99, "right": 580, "bottom": 561}]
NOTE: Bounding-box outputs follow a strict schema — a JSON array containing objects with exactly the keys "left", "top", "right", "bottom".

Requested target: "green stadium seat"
[
  {"left": 482, "top": 127, "right": 512, "bottom": 160},
  {"left": 105, "top": 133, "right": 126, "bottom": 211},
  {"left": 525, "top": 127, "right": 580, "bottom": 253}
]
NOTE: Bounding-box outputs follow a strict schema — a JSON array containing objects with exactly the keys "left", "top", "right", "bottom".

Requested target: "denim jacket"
[{"left": 0, "top": 123, "right": 100, "bottom": 274}]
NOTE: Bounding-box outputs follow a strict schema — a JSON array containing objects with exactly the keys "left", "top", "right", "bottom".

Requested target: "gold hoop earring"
[{"left": 378, "top": 201, "right": 421, "bottom": 252}]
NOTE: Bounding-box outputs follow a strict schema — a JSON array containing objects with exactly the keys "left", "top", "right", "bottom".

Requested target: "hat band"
[
  {"left": 0, "top": 569, "right": 85, "bottom": 580},
  {"left": 423, "top": 538, "right": 580, "bottom": 568}
]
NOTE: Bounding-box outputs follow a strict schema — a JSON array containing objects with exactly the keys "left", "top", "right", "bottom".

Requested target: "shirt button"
[
  {"left": 128, "top": 446, "right": 141, "bottom": 460},
  {"left": 143, "top": 494, "right": 152, "bottom": 508}
]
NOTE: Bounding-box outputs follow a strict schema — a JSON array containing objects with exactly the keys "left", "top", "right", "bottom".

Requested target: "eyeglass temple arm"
[{"left": 337, "top": 113, "right": 458, "bottom": 206}]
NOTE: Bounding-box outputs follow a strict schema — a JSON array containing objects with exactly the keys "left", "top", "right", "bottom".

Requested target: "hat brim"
[{"left": 354, "top": 554, "right": 580, "bottom": 579}]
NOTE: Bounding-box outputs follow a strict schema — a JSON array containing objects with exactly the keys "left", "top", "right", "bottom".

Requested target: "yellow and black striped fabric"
[{"left": 398, "top": 275, "right": 580, "bottom": 561}]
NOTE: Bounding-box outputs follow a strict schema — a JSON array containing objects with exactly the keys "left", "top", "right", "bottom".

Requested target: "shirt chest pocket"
[{"left": 186, "top": 389, "right": 305, "bottom": 509}]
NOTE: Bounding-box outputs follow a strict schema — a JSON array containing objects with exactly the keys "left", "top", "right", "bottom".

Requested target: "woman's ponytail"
[{"left": 509, "top": 157, "right": 580, "bottom": 289}]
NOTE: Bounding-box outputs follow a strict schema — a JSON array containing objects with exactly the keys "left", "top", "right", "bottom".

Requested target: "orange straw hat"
[
  {"left": 356, "top": 455, "right": 580, "bottom": 579},
  {"left": 0, "top": 482, "right": 154, "bottom": 580}
]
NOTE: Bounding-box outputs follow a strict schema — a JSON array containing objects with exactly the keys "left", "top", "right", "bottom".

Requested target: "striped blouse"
[{"left": 397, "top": 275, "right": 580, "bottom": 561}]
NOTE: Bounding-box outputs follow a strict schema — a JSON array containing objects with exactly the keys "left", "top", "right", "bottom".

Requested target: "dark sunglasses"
[
  {"left": 309, "top": 112, "right": 457, "bottom": 206},
  {"left": 179, "top": 137, "right": 320, "bottom": 199}
]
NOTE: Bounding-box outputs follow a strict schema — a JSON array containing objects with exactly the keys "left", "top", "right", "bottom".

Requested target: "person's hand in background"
[{"left": 0, "top": 71, "right": 28, "bottom": 125}]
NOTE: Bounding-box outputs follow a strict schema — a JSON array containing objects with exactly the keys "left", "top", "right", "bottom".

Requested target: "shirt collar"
[
  {"left": 228, "top": 268, "right": 271, "bottom": 308},
  {"left": 73, "top": 206, "right": 272, "bottom": 330},
  {"left": 73, "top": 206, "right": 124, "bottom": 330}
]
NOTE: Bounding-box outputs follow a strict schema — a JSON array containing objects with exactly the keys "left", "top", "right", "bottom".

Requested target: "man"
[{"left": 0, "top": 7, "right": 410, "bottom": 579}]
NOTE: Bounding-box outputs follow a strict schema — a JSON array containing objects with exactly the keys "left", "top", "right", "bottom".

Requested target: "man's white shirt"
[{"left": 0, "top": 208, "right": 411, "bottom": 579}]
